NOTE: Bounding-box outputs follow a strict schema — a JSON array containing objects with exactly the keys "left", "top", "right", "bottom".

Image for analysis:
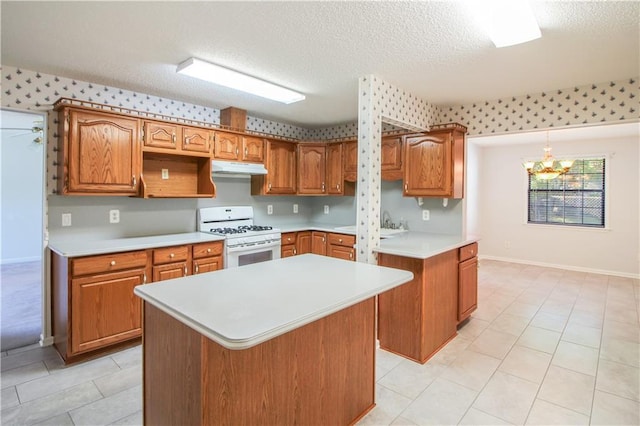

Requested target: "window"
[{"left": 528, "top": 158, "right": 605, "bottom": 227}]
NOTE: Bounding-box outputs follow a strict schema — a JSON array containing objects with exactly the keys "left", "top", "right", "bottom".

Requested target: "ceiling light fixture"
[
  {"left": 176, "top": 57, "right": 306, "bottom": 104},
  {"left": 469, "top": 0, "right": 541, "bottom": 48},
  {"left": 523, "top": 132, "right": 574, "bottom": 180}
]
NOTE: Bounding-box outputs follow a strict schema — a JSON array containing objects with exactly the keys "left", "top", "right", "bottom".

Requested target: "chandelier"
[{"left": 523, "top": 133, "right": 574, "bottom": 180}]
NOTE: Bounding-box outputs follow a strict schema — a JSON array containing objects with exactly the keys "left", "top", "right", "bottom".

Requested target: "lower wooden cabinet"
[
  {"left": 311, "top": 231, "right": 327, "bottom": 255},
  {"left": 280, "top": 231, "right": 311, "bottom": 257},
  {"left": 458, "top": 242, "right": 478, "bottom": 323},
  {"left": 327, "top": 233, "right": 356, "bottom": 261},
  {"left": 52, "top": 250, "right": 150, "bottom": 362},
  {"left": 51, "top": 240, "right": 224, "bottom": 363}
]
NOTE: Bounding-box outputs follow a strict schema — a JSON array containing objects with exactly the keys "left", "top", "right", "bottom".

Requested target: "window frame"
[{"left": 523, "top": 153, "right": 611, "bottom": 231}]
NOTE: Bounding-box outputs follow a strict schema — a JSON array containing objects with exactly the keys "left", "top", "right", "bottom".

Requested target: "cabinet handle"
[
  {"left": 172, "top": 133, "right": 176, "bottom": 144},
  {"left": 268, "top": 183, "right": 272, "bottom": 191},
  {"left": 321, "top": 182, "right": 325, "bottom": 192},
  {"left": 195, "top": 263, "right": 199, "bottom": 274},
  {"left": 349, "top": 252, "right": 353, "bottom": 259},
  {"left": 245, "top": 147, "right": 248, "bottom": 156},
  {"left": 132, "top": 175, "right": 137, "bottom": 187},
  {"left": 143, "top": 272, "right": 147, "bottom": 284},
  {"left": 337, "top": 183, "right": 340, "bottom": 191},
  {"left": 183, "top": 265, "right": 188, "bottom": 276},
  {"left": 404, "top": 183, "right": 408, "bottom": 192},
  {"left": 110, "top": 260, "right": 116, "bottom": 266},
  {"left": 236, "top": 147, "right": 239, "bottom": 155},
  {"left": 293, "top": 248, "right": 297, "bottom": 255},
  {"left": 207, "top": 248, "right": 211, "bottom": 253},
  {"left": 322, "top": 237, "right": 325, "bottom": 243},
  {"left": 339, "top": 238, "right": 343, "bottom": 243},
  {"left": 170, "top": 253, "right": 175, "bottom": 258}
]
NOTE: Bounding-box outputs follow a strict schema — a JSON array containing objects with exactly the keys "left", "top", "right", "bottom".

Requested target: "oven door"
[{"left": 226, "top": 239, "right": 281, "bottom": 268}]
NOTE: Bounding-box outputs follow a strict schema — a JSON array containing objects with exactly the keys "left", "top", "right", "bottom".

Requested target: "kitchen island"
[
  {"left": 374, "top": 232, "right": 479, "bottom": 364},
  {"left": 134, "top": 254, "right": 413, "bottom": 425}
]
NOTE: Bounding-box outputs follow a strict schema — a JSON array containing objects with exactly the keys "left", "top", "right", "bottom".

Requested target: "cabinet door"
[
  {"left": 65, "top": 109, "right": 140, "bottom": 195},
  {"left": 143, "top": 121, "right": 178, "bottom": 150},
  {"left": 152, "top": 262, "right": 188, "bottom": 282},
  {"left": 458, "top": 257, "right": 478, "bottom": 322},
  {"left": 298, "top": 144, "right": 326, "bottom": 195},
  {"left": 327, "top": 245, "right": 355, "bottom": 261},
  {"left": 326, "top": 143, "right": 344, "bottom": 194},
  {"left": 265, "top": 140, "right": 297, "bottom": 194},
  {"left": 281, "top": 244, "right": 296, "bottom": 258},
  {"left": 381, "top": 136, "right": 403, "bottom": 180},
  {"left": 214, "top": 132, "right": 240, "bottom": 160},
  {"left": 241, "top": 136, "right": 265, "bottom": 163},
  {"left": 311, "top": 231, "right": 327, "bottom": 255},
  {"left": 182, "top": 127, "right": 211, "bottom": 154},
  {"left": 193, "top": 256, "right": 223, "bottom": 274},
  {"left": 343, "top": 140, "right": 358, "bottom": 182},
  {"left": 403, "top": 134, "right": 452, "bottom": 197},
  {"left": 70, "top": 268, "right": 146, "bottom": 354},
  {"left": 297, "top": 231, "right": 311, "bottom": 254}
]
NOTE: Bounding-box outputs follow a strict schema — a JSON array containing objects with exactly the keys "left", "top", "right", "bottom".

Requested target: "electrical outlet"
[
  {"left": 324, "top": 205, "right": 330, "bottom": 214},
  {"left": 422, "top": 210, "right": 430, "bottom": 221},
  {"left": 161, "top": 168, "right": 169, "bottom": 179},
  {"left": 267, "top": 205, "right": 273, "bottom": 215},
  {"left": 109, "top": 209, "right": 120, "bottom": 224},
  {"left": 62, "top": 213, "right": 72, "bottom": 227},
  {"left": 293, "top": 204, "right": 298, "bottom": 214}
]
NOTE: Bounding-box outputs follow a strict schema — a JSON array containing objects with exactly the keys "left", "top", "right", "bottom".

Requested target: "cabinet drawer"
[
  {"left": 328, "top": 233, "right": 355, "bottom": 247},
  {"left": 193, "top": 241, "right": 224, "bottom": 259},
  {"left": 71, "top": 251, "right": 148, "bottom": 277},
  {"left": 459, "top": 242, "right": 478, "bottom": 262},
  {"left": 281, "top": 232, "right": 297, "bottom": 245},
  {"left": 153, "top": 245, "right": 189, "bottom": 265}
]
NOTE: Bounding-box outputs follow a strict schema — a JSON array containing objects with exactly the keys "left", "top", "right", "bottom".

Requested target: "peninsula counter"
[{"left": 134, "top": 254, "right": 413, "bottom": 425}]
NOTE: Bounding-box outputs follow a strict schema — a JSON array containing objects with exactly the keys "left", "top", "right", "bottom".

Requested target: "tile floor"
[
  {"left": 1, "top": 260, "right": 638, "bottom": 425},
  {"left": 1, "top": 261, "right": 42, "bottom": 350}
]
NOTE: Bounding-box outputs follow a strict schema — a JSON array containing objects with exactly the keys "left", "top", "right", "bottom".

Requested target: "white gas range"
[{"left": 197, "top": 206, "right": 281, "bottom": 268}]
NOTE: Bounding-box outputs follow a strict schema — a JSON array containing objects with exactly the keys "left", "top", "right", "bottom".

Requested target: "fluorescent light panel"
[
  {"left": 470, "top": 0, "right": 541, "bottom": 48},
  {"left": 177, "top": 58, "right": 305, "bottom": 104}
]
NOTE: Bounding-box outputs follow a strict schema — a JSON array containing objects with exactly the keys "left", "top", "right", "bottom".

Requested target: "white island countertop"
[
  {"left": 134, "top": 254, "right": 413, "bottom": 350},
  {"left": 375, "top": 232, "right": 479, "bottom": 259},
  {"left": 49, "top": 232, "right": 225, "bottom": 257}
]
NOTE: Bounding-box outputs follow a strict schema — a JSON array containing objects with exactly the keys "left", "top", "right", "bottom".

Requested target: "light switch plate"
[
  {"left": 422, "top": 210, "right": 430, "bottom": 221},
  {"left": 324, "top": 205, "right": 330, "bottom": 214},
  {"left": 267, "top": 205, "right": 273, "bottom": 215},
  {"left": 293, "top": 204, "right": 298, "bottom": 214},
  {"left": 62, "top": 213, "right": 72, "bottom": 227}
]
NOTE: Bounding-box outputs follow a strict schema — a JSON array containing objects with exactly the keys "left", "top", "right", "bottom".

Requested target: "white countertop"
[
  {"left": 375, "top": 232, "right": 478, "bottom": 259},
  {"left": 134, "top": 254, "right": 413, "bottom": 350},
  {"left": 48, "top": 232, "right": 225, "bottom": 257}
]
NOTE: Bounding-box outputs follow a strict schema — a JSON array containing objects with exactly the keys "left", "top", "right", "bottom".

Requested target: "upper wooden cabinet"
[
  {"left": 326, "top": 143, "right": 344, "bottom": 195},
  {"left": 143, "top": 120, "right": 212, "bottom": 157},
  {"left": 343, "top": 140, "right": 358, "bottom": 182},
  {"left": 214, "top": 132, "right": 264, "bottom": 163},
  {"left": 381, "top": 136, "right": 403, "bottom": 181},
  {"left": 251, "top": 140, "right": 297, "bottom": 195},
  {"left": 297, "top": 144, "right": 326, "bottom": 195},
  {"left": 57, "top": 107, "right": 141, "bottom": 196},
  {"left": 213, "top": 131, "right": 240, "bottom": 160},
  {"left": 182, "top": 127, "right": 211, "bottom": 154},
  {"left": 403, "top": 124, "right": 465, "bottom": 198}
]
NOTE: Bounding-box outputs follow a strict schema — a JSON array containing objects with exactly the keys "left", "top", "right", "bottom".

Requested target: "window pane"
[{"left": 527, "top": 158, "right": 605, "bottom": 228}]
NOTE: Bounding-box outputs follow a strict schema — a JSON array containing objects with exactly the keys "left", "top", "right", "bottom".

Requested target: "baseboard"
[
  {"left": 479, "top": 255, "right": 640, "bottom": 279},
  {"left": 1, "top": 256, "right": 41, "bottom": 265}
]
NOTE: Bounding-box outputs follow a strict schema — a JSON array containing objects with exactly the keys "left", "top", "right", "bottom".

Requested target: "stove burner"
[
  {"left": 238, "top": 225, "right": 273, "bottom": 232},
  {"left": 209, "top": 227, "right": 248, "bottom": 235}
]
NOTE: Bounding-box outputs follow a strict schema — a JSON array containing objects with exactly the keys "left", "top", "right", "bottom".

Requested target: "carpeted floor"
[{"left": 1, "top": 261, "right": 42, "bottom": 350}]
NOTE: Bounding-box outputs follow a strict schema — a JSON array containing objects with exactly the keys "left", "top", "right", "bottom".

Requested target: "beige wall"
[{"left": 468, "top": 123, "right": 639, "bottom": 277}]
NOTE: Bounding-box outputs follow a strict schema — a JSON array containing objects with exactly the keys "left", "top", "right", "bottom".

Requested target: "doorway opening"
[{"left": 1, "top": 108, "right": 46, "bottom": 351}]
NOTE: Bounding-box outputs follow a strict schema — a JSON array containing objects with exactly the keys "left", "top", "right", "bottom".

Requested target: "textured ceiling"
[{"left": 1, "top": 1, "right": 638, "bottom": 128}]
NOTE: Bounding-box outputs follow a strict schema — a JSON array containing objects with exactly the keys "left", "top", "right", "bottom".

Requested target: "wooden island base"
[{"left": 143, "top": 298, "right": 376, "bottom": 425}]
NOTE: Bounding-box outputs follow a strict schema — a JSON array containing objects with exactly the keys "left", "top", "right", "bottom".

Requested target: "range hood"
[{"left": 212, "top": 160, "right": 268, "bottom": 177}]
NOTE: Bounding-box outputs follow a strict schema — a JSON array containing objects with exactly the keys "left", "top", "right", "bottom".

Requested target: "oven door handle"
[{"left": 226, "top": 239, "right": 281, "bottom": 253}]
